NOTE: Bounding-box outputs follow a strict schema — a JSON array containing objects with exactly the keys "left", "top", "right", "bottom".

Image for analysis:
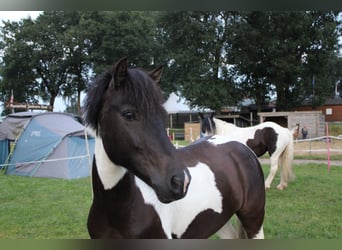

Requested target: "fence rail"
[{"left": 294, "top": 136, "right": 342, "bottom": 155}]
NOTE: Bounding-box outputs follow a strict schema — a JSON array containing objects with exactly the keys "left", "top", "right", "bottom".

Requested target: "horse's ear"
[
  {"left": 210, "top": 112, "right": 216, "bottom": 118},
  {"left": 110, "top": 57, "right": 128, "bottom": 89},
  {"left": 198, "top": 112, "right": 204, "bottom": 120},
  {"left": 149, "top": 65, "right": 163, "bottom": 84}
]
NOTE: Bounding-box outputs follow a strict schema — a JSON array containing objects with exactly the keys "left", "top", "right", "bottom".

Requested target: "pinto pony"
[
  {"left": 83, "top": 58, "right": 265, "bottom": 239},
  {"left": 199, "top": 113, "right": 295, "bottom": 190}
]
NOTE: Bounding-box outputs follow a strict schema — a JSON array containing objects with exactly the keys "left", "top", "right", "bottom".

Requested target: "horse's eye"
[{"left": 122, "top": 111, "right": 135, "bottom": 121}]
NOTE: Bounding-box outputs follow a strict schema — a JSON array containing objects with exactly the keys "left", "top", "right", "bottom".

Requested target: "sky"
[{"left": 0, "top": 11, "right": 41, "bottom": 22}]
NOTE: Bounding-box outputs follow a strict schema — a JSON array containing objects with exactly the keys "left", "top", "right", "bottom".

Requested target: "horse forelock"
[
  {"left": 124, "top": 68, "right": 167, "bottom": 120},
  {"left": 83, "top": 72, "right": 112, "bottom": 132},
  {"left": 83, "top": 67, "right": 167, "bottom": 133},
  {"left": 201, "top": 115, "right": 216, "bottom": 135}
]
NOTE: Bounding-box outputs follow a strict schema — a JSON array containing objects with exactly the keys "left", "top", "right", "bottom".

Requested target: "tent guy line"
[{"left": 0, "top": 154, "right": 91, "bottom": 169}]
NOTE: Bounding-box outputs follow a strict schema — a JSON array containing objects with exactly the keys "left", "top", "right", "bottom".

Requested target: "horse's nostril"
[{"left": 171, "top": 175, "right": 182, "bottom": 194}]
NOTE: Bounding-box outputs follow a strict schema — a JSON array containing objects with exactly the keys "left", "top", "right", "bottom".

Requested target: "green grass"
[
  {"left": 259, "top": 153, "right": 342, "bottom": 161},
  {"left": 0, "top": 163, "right": 341, "bottom": 239},
  {"left": 262, "top": 164, "right": 342, "bottom": 239},
  {"left": 328, "top": 123, "right": 342, "bottom": 136},
  {"left": 294, "top": 154, "right": 342, "bottom": 161},
  {"left": 0, "top": 175, "right": 91, "bottom": 239}
]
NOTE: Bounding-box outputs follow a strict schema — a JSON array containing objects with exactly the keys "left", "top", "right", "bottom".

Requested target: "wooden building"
[{"left": 293, "top": 98, "right": 342, "bottom": 122}]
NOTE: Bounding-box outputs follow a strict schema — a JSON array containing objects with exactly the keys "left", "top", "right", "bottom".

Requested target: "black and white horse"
[
  {"left": 200, "top": 113, "right": 295, "bottom": 190},
  {"left": 83, "top": 58, "right": 265, "bottom": 239}
]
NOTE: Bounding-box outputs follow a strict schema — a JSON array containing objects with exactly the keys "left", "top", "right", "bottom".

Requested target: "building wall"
[
  {"left": 288, "top": 111, "right": 325, "bottom": 139},
  {"left": 295, "top": 105, "right": 342, "bottom": 122},
  {"left": 324, "top": 106, "right": 342, "bottom": 122},
  {"left": 258, "top": 111, "right": 325, "bottom": 138}
]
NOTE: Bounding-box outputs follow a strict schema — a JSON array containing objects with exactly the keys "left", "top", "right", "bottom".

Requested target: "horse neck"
[
  {"left": 93, "top": 136, "right": 162, "bottom": 205},
  {"left": 213, "top": 118, "right": 236, "bottom": 135},
  {"left": 94, "top": 136, "right": 127, "bottom": 190}
]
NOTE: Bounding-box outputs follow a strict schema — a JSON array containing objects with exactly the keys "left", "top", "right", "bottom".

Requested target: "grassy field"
[
  {"left": 0, "top": 175, "right": 91, "bottom": 239},
  {"left": 262, "top": 164, "right": 342, "bottom": 239},
  {"left": 328, "top": 123, "right": 342, "bottom": 136},
  {"left": 0, "top": 163, "right": 341, "bottom": 239}
]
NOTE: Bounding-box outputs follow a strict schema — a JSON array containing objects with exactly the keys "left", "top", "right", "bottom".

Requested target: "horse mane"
[{"left": 83, "top": 67, "right": 166, "bottom": 132}]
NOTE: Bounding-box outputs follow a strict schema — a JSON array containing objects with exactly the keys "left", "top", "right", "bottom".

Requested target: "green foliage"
[
  {"left": 227, "top": 11, "right": 341, "bottom": 111},
  {"left": 0, "top": 11, "right": 341, "bottom": 114},
  {"left": 156, "top": 11, "right": 242, "bottom": 111},
  {"left": 0, "top": 19, "right": 39, "bottom": 107},
  {"left": 90, "top": 11, "right": 160, "bottom": 74},
  {"left": 0, "top": 11, "right": 160, "bottom": 115}
]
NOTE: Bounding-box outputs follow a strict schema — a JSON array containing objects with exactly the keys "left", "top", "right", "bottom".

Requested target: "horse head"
[
  {"left": 199, "top": 112, "right": 216, "bottom": 137},
  {"left": 84, "top": 57, "right": 191, "bottom": 203}
]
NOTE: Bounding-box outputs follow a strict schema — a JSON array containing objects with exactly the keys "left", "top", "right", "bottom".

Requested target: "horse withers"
[
  {"left": 199, "top": 113, "right": 295, "bottom": 190},
  {"left": 83, "top": 58, "right": 265, "bottom": 239}
]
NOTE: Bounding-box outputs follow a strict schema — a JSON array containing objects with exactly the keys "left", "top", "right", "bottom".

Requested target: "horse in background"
[
  {"left": 83, "top": 58, "right": 266, "bottom": 239},
  {"left": 199, "top": 113, "right": 295, "bottom": 190},
  {"left": 291, "top": 124, "right": 300, "bottom": 140}
]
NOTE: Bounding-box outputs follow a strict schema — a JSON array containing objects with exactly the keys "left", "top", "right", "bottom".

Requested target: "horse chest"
[
  {"left": 89, "top": 172, "right": 168, "bottom": 238},
  {"left": 135, "top": 163, "right": 224, "bottom": 238}
]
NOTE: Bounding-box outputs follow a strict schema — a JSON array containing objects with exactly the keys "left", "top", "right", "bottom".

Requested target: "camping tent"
[{"left": 0, "top": 112, "right": 94, "bottom": 179}]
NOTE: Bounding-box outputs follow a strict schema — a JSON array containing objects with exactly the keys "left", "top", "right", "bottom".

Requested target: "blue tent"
[{"left": 0, "top": 112, "right": 94, "bottom": 179}]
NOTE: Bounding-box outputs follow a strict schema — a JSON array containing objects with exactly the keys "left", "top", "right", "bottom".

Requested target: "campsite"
[
  {"left": 0, "top": 96, "right": 342, "bottom": 239},
  {"left": 0, "top": 110, "right": 341, "bottom": 238},
  {"left": 0, "top": 11, "right": 341, "bottom": 240}
]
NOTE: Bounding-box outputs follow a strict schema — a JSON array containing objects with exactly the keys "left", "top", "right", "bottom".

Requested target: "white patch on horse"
[
  {"left": 213, "top": 118, "right": 257, "bottom": 143},
  {"left": 253, "top": 225, "right": 264, "bottom": 239},
  {"left": 207, "top": 135, "right": 242, "bottom": 146},
  {"left": 94, "top": 136, "right": 127, "bottom": 190},
  {"left": 135, "top": 162, "right": 223, "bottom": 238}
]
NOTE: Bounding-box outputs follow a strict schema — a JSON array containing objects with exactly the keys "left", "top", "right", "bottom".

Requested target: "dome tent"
[{"left": 0, "top": 112, "right": 94, "bottom": 179}]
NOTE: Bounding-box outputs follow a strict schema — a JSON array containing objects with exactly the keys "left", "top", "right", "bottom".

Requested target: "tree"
[
  {"left": 156, "top": 11, "right": 242, "bottom": 112},
  {"left": 0, "top": 18, "right": 39, "bottom": 113},
  {"left": 61, "top": 11, "right": 105, "bottom": 114},
  {"left": 32, "top": 11, "right": 72, "bottom": 110},
  {"left": 331, "top": 56, "right": 342, "bottom": 97},
  {"left": 227, "top": 11, "right": 341, "bottom": 111},
  {"left": 0, "top": 12, "right": 72, "bottom": 112},
  {"left": 90, "top": 11, "right": 160, "bottom": 74},
  {"left": 0, "top": 11, "right": 161, "bottom": 114}
]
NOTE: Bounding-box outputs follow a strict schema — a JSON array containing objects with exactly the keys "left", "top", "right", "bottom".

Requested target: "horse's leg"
[
  {"left": 236, "top": 212, "right": 264, "bottom": 239},
  {"left": 216, "top": 221, "right": 238, "bottom": 239},
  {"left": 277, "top": 177, "right": 288, "bottom": 190},
  {"left": 252, "top": 225, "right": 264, "bottom": 239},
  {"left": 277, "top": 142, "right": 295, "bottom": 190},
  {"left": 264, "top": 156, "right": 279, "bottom": 189}
]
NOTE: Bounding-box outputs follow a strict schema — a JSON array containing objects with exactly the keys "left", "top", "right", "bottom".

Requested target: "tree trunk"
[
  {"left": 49, "top": 94, "right": 56, "bottom": 112},
  {"left": 77, "top": 89, "right": 82, "bottom": 116}
]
